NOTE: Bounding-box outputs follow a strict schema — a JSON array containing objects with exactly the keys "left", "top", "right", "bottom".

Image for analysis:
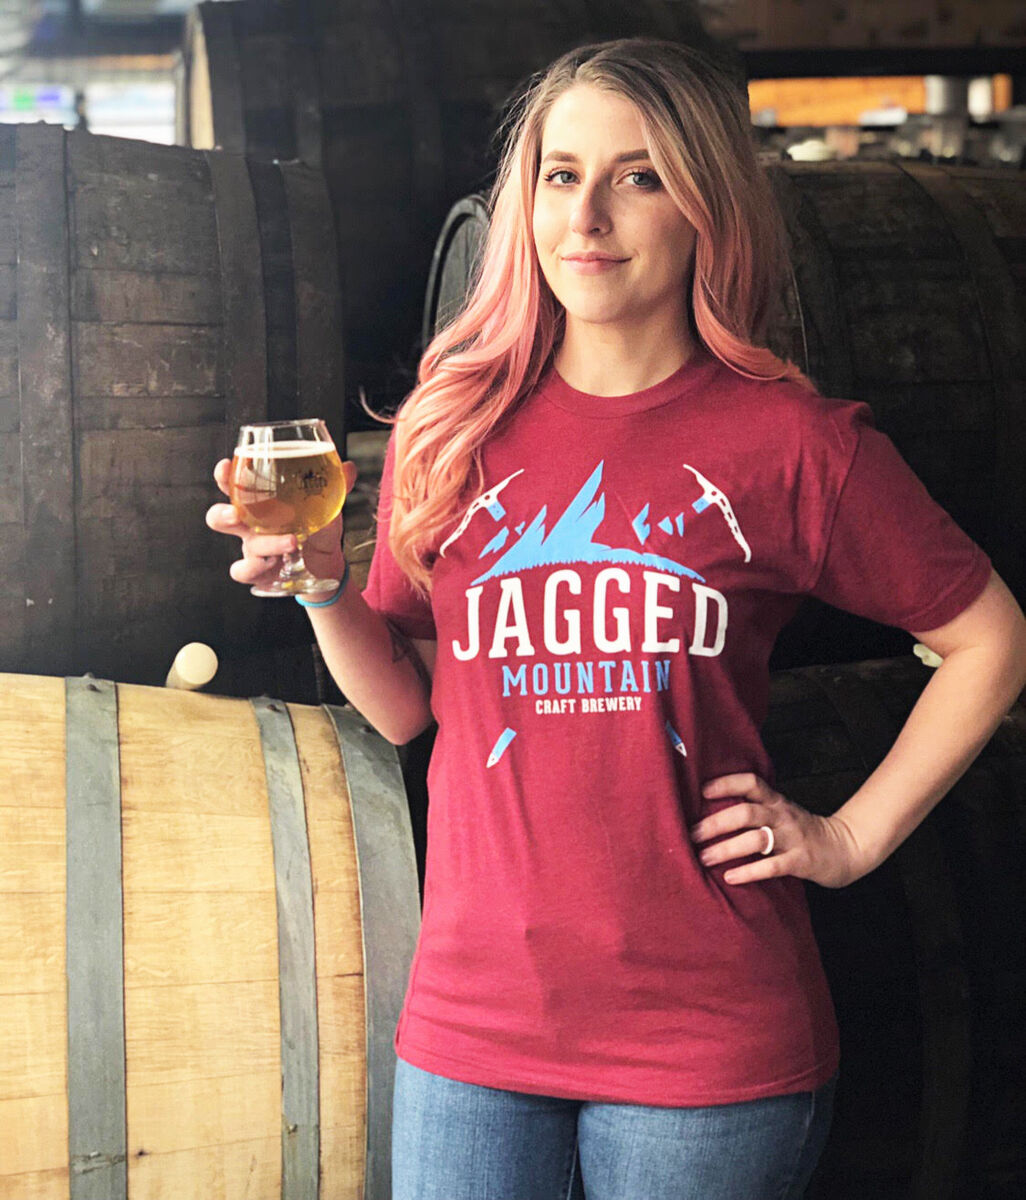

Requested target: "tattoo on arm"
[{"left": 385, "top": 619, "right": 432, "bottom": 693}]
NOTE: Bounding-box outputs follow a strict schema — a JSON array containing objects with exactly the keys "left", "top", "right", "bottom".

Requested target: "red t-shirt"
[{"left": 362, "top": 342, "right": 992, "bottom": 1105}]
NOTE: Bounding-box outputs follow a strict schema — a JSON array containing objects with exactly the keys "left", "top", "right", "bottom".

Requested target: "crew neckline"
[{"left": 539, "top": 342, "right": 720, "bottom": 418}]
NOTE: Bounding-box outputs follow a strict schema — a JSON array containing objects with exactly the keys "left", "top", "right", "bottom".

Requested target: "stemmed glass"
[{"left": 228, "top": 418, "right": 346, "bottom": 597}]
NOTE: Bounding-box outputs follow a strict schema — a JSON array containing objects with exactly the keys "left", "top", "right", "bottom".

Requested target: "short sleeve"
[
  {"left": 806, "top": 403, "right": 992, "bottom": 633},
  {"left": 360, "top": 432, "right": 437, "bottom": 640}
]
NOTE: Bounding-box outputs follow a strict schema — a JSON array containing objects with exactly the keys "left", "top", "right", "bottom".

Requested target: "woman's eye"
[{"left": 542, "top": 168, "right": 660, "bottom": 188}]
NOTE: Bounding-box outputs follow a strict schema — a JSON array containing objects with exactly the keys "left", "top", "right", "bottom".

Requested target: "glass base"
[{"left": 250, "top": 574, "right": 339, "bottom": 599}]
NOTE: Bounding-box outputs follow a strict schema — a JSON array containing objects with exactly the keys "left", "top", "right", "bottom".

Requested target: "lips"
[
  {"left": 563, "top": 253, "right": 626, "bottom": 262},
  {"left": 562, "top": 254, "right": 627, "bottom": 274}
]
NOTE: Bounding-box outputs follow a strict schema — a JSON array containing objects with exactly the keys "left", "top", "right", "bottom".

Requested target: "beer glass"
[{"left": 229, "top": 418, "right": 347, "bottom": 597}]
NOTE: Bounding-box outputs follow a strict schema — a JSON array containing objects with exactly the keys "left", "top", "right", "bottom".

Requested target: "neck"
[{"left": 553, "top": 314, "right": 697, "bottom": 396}]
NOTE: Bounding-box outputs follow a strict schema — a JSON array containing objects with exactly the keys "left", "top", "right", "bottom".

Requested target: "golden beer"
[{"left": 229, "top": 441, "right": 346, "bottom": 537}]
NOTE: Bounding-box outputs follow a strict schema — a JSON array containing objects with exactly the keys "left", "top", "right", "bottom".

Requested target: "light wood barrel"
[
  {"left": 423, "top": 163, "right": 1026, "bottom": 668},
  {"left": 0, "top": 673, "right": 419, "bottom": 1200},
  {"left": 0, "top": 123, "right": 344, "bottom": 700}
]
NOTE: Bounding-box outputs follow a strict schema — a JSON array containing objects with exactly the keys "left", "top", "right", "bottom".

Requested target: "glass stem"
[{"left": 280, "top": 535, "right": 309, "bottom": 582}]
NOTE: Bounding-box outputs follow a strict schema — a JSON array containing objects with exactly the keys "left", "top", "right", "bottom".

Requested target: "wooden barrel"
[
  {"left": 178, "top": 0, "right": 739, "bottom": 421},
  {"left": 0, "top": 672, "right": 419, "bottom": 1200},
  {"left": 764, "top": 160, "right": 1025, "bottom": 665},
  {"left": 763, "top": 655, "right": 1026, "bottom": 1200},
  {"left": 421, "top": 192, "right": 490, "bottom": 354},
  {"left": 0, "top": 123, "right": 344, "bottom": 699},
  {"left": 422, "top": 163, "right": 1026, "bottom": 669}
]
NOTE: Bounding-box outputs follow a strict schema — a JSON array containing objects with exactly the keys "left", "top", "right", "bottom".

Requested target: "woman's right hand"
[{"left": 205, "top": 457, "right": 359, "bottom": 592}]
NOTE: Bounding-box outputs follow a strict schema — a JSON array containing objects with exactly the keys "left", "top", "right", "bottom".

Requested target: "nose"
[{"left": 569, "top": 181, "right": 611, "bottom": 236}]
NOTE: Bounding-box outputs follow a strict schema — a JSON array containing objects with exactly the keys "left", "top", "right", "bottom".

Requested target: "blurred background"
[{"left": 5, "top": 3, "right": 1021, "bottom": 159}]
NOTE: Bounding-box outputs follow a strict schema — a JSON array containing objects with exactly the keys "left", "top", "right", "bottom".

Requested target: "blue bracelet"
[{"left": 295, "top": 559, "right": 350, "bottom": 608}]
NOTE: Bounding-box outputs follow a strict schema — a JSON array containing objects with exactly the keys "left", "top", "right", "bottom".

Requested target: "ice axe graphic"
[
  {"left": 682, "top": 463, "right": 752, "bottom": 562},
  {"left": 440, "top": 468, "right": 525, "bottom": 557}
]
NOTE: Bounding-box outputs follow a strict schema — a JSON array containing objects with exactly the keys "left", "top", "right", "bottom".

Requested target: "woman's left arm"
[{"left": 691, "top": 570, "right": 1026, "bottom": 888}]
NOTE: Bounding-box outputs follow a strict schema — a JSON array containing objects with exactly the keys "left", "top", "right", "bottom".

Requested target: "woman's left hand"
[{"left": 690, "top": 772, "right": 867, "bottom": 889}]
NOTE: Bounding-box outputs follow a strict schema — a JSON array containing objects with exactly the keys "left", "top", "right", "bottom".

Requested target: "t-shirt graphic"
[{"left": 440, "top": 458, "right": 753, "bottom": 767}]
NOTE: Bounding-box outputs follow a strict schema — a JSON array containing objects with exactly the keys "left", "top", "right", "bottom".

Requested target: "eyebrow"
[{"left": 540, "top": 149, "right": 652, "bottom": 165}]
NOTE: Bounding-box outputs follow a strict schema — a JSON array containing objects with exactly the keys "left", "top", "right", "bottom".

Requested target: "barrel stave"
[
  {"left": 288, "top": 702, "right": 367, "bottom": 1197},
  {"left": 0, "top": 676, "right": 66, "bottom": 1198}
]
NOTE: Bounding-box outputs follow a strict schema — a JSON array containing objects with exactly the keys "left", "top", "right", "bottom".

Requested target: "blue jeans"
[{"left": 392, "top": 1055, "right": 837, "bottom": 1200}]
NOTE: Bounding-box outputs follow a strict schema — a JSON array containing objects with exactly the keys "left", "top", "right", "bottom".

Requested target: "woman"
[{"left": 207, "top": 38, "right": 1026, "bottom": 1200}]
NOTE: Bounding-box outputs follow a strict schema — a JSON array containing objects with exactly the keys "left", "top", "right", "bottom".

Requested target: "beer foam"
[{"left": 234, "top": 441, "right": 337, "bottom": 458}]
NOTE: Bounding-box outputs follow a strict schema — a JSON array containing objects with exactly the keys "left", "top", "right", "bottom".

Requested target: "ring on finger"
[{"left": 757, "top": 825, "right": 775, "bottom": 856}]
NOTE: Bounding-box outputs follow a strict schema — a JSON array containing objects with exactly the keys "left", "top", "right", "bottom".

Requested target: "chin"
[
  {"left": 561, "top": 290, "right": 634, "bottom": 314},
  {"left": 562, "top": 310, "right": 633, "bottom": 329}
]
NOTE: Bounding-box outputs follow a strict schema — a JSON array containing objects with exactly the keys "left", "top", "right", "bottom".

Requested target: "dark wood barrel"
[
  {"left": 764, "top": 160, "right": 1025, "bottom": 665},
  {"left": 0, "top": 673, "right": 419, "bottom": 1199},
  {"left": 0, "top": 124, "right": 344, "bottom": 699},
  {"left": 763, "top": 655, "right": 1026, "bottom": 1200},
  {"left": 421, "top": 192, "right": 490, "bottom": 353},
  {"left": 178, "top": 0, "right": 739, "bottom": 422},
  {"left": 423, "top": 163, "right": 1026, "bottom": 669}
]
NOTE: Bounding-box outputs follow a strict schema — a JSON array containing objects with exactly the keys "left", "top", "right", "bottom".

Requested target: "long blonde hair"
[{"left": 386, "top": 36, "right": 814, "bottom": 597}]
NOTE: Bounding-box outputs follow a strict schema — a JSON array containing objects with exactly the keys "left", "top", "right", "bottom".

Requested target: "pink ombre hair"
[{"left": 385, "top": 36, "right": 816, "bottom": 597}]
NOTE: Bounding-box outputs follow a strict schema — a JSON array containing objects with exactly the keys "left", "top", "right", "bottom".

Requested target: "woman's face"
[{"left": 532, "top": 83, "right": 697, "bottom": 334}]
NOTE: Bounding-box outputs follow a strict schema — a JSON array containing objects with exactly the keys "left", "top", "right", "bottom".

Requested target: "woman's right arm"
[
  {"left": 206, "top": 457, "right": 435, "bottom": 745},
  {"left": 302, "top": 594, "right": 436, "bottom": 745}
]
